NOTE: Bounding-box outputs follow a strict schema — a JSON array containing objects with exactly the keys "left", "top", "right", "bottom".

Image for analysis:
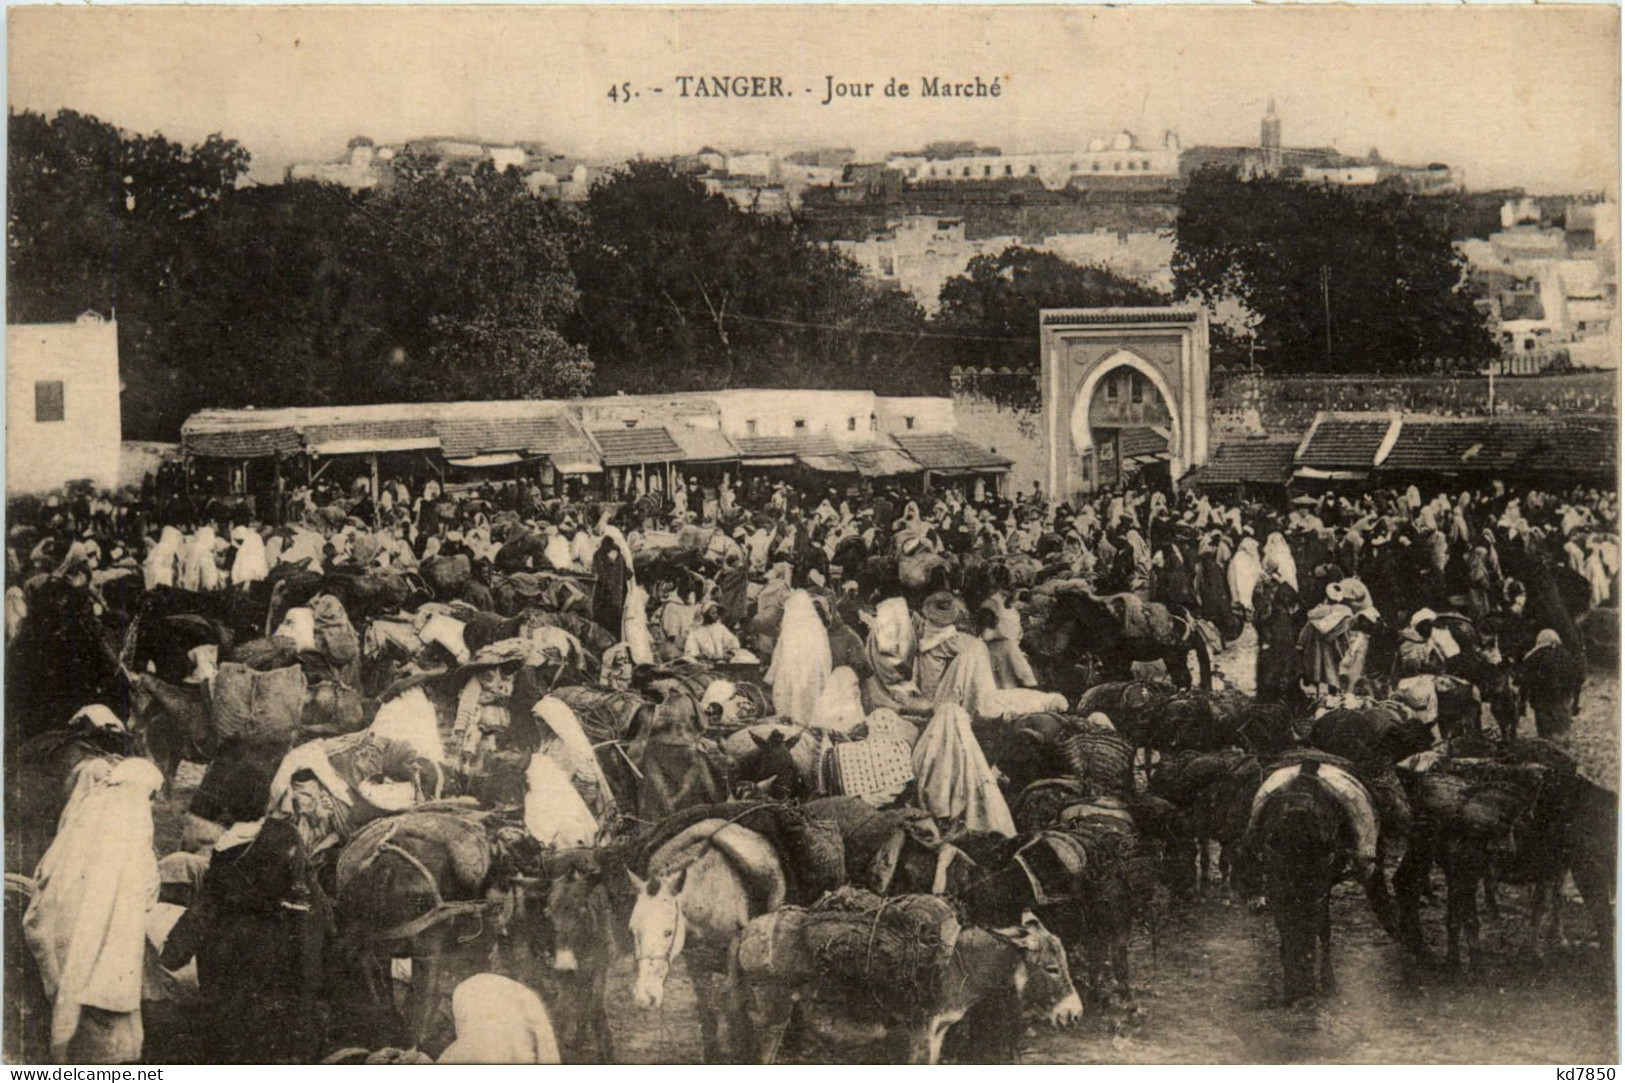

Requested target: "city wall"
[{"left": 950, "top": 368, "right": 1619, "bottom": 495}]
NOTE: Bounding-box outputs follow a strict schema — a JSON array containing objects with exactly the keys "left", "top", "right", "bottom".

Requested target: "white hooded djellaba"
[
  {"left": 911, "top": 702, "right": 1015, "bottom": 836},
  {"left": 532, "top": 695, "right": 615, "bottom": 818},
  {"left": 229, "top": 526, "right": 269, "bottom": 586},
  {"left": 438, "top": 973, "right": 561, "bottom": 1064},
  {"left": 523, "top": 753, "right": 598, "bottom": 850},
  {"left": 24, "top": 758, "right": 165, "bottom": 1063},
  {"left": 767, "top": 589, "right": 832, "bottom": 726}
]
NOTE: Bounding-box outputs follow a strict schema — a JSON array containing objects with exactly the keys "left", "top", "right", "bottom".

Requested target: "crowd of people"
[
  {"left": 8, "top": 467, "right": 1615, "bottom": 735},
  {"left": 3, "top": 462, "right": 1617, "bottom": 1063}
]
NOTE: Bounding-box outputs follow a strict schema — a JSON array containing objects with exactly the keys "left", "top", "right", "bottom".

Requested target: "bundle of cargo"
[
  {"left": 1011, "top": 777, "right": 1090, "bottom": 835},
  {"left": 1414, "top": 760, "right": 1549, "bottom": 848},
  {"left": 550, "top": 686, "right": 647, "bottom": 744},
  {"left": 1061, "top": 727, "right": 1137, "bottom": 800},
  {"left": 421, "top": 554, "right": 472, "bottom": 601},
  {"left": 1151, "top": 748, "right": 1257, "bottom": 807},
  {"left": 802, "top": 797, "right": 946, "bottom": 895},
  {"left": 211, "top": 661, "right": 308, "bottom": 741},
  {"left": 746, "top": 888, "right": 960, "bottom": 1018},
  {"left": 820, "top": 737, "right": 914, "bottom": 807}
]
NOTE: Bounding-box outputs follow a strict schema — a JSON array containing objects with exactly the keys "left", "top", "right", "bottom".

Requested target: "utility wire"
[{"left": 270, "top": 175, "right": 1045, "bottom": 347}]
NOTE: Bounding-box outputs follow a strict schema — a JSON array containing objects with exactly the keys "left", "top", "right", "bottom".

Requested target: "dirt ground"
[
  {"left": 604, "top": 630, "right": 1620, "bottom": 1065},
  {"left": 25, "top": 627, "right": 1620, "bottom": 1065}
]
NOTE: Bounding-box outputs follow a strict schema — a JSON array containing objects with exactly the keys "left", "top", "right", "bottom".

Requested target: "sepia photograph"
[{"left": 2, "top": 3, "right": 1620, "bottom": 1066}]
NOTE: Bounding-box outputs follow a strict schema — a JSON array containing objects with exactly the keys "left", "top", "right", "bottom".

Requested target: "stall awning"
[
  {"left": 551, "top": 456, "right": 604, "bottom": 475},
  {"left": 1293, "top": 466, "right": 1370, "bottom": 481},
  {"left": 311, "top": 436, "right": 441, "bottom": 456},
  {"left": 445, "top": 452, "right": 530, "bottom": 468},
  {"left": 798, "top": 453, "right": 860, "bottom": 474}
]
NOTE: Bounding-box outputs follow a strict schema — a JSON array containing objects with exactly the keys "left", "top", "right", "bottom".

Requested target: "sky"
[{"left": 8, "top": 5, "right": 1619, "bottom": 194}]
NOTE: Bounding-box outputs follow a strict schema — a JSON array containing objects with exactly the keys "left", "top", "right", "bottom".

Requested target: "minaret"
[{"left": 1261, "top": 99, "right": 1282, "bottom": 172}]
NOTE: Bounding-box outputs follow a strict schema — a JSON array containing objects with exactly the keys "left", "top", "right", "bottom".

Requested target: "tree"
[
  {"left": 572, "top": 161, "right": 928, "bottom": 392},
  {"left": 147, "top": 180, "right": 386, "bottom": 413},
  {"left": 9, "top": 109, "right": 251, "bottom": 436},
  {"left": 8, "top": 109, "right": 250, "bottom": 324},
  {"left": 9, "top": 113, "right": 595, "bottom": 434},
  {"left": 349, "top": 154, "right": 592, "bottom": 401},
  {"left": 931, "top": 246, "right": 1169, "bottom": 374},
  {"left": 1173, "top": 168, "right": 1496, "bottom": 372}
]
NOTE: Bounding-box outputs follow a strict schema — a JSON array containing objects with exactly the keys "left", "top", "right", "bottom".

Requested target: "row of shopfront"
[
  {"left": 1184, "top": 410, "right": 1618, "bottom": 497},
  {"left": 177, "top": 398, "right": 1013, "bottom": 512}
]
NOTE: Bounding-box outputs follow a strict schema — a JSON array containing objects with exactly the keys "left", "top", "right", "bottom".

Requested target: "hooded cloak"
[
  {"left": 766, "top": 590, "right": 832, "bottom": 725},
  {"left": 25, "top": 758, "right": 164, "bottom": 1063},
  {"left": 911, "top": 703, "right": 1015, "bottom": 836},
  {"left": 438, "top": 974, "right": 560, "bottom": 1065}
]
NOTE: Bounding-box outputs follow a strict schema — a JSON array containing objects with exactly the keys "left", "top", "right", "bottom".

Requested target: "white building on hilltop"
[
  {"left": 887, "top": 131, "right": 1181, "bottom": 189},
  {"left": 7, "top": 313, "right": 123, "bottom": 493}
]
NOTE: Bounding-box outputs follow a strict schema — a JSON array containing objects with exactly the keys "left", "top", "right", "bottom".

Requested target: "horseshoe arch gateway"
[{"left": 1039, "top": 307, "right": 1211, "bottom": 500}]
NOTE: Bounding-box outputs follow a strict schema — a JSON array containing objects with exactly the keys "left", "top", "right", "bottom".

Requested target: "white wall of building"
[
  {"left": 1302, "top": 165, "right": 1381, "bottom": 186},
  {"left": 574, "top": 394, "right": 725, "bottom": 431},
  {"left": 888, "top": 134, "right": 1180, "bottom": 189},
  {"left": 712, "top": 389, "right": 879, "bottom": 439},
  {"left": 7, "top": 315, "right": 122, "bottom": 494},
  {"left": 874, "top": 396, "right": 954, "bottom": 434}
]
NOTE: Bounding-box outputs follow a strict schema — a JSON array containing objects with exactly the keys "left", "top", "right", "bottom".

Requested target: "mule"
[
  {"left": 730, "top": 909, "right": 1082, "bottom": 1064},
  {"left": 1241, "top": 759, "right": 1381, "bottom": 1004},
  {"left": 1149, "top": 750, "right": 1265, "bottom": 900},
  {"left": 732, "top": 730, "right": 809, "bottom": 802},
  {"left": 626, "top": 818, "right": 787, "bottom": 1063},
  {"left": 1025, "top": 589, "right": 1212, "bottom": 702},
  {"left": 1395, "top": 764, "right": 1616, "bottom": 968},
  {"left": 333, "top": 813, "right": 547, "bottom": 1054},
  {"left": 952, "top": 814, "right": 1155, "bottom": 1013},
  {"left": 161, "top": 817, "right": 329, "bottom": 1062}
]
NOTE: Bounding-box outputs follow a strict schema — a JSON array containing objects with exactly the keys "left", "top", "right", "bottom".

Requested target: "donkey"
[{"left": 538, "top": 860, "right": 621, "bottom": 1063}]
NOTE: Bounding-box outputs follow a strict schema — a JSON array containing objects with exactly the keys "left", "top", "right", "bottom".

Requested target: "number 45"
[{"left": 607, "top": 82, "right": 633, "bottom": 103}]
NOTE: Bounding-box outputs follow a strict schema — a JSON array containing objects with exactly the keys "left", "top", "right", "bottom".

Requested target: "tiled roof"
[
  {"left": 891, "top": 432, "right": 1013, "bottom": 472},
  {"left": 591, "top": 426, "right": 684, "bottom": 467},
  {"left": 843, "top": 442, "right": 922, "bottom": 477},
  {"left": 184, "top": 426, "right": 303, "bottom": 458},
  {"left": 1381, "top": 417, "right": 1617, "bottom": 478},
  {"left": 735, "top": 434, "right": 842, "bottom": 459},
  {"left": 1041, "top": 308, "right": 1201, "bottom": 326},
  {"left": 437, "top": 415, "right": 587, "bottom": 459},
  {"left": 181, "top": 401, "right": 596, "bottom": 463},
  {"left": 1296, "top": 417, "right": 1393, "bottom": 470},
  {"left": 1118, "top": 427, "right": 1170, "bottom": 460},
  {"left": 304, "top": 418, "right": 438, "bottom": 452},
  {"left": 1190, "top": 436, "right": 1301, "bottom": 486},
  {"left": 667, "top": 426, "right": 739, "bottom": 462}
]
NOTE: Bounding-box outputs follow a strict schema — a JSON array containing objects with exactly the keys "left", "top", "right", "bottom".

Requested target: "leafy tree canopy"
[
  {"left": 572, "top": 160, "right": 927, "bottom": 393},
  {"left": 1173, "top": 168, "right": 1495, "bottom": 371},
  {"left": 931, "top": 246, "right": 1169, "bottom": 374}
]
